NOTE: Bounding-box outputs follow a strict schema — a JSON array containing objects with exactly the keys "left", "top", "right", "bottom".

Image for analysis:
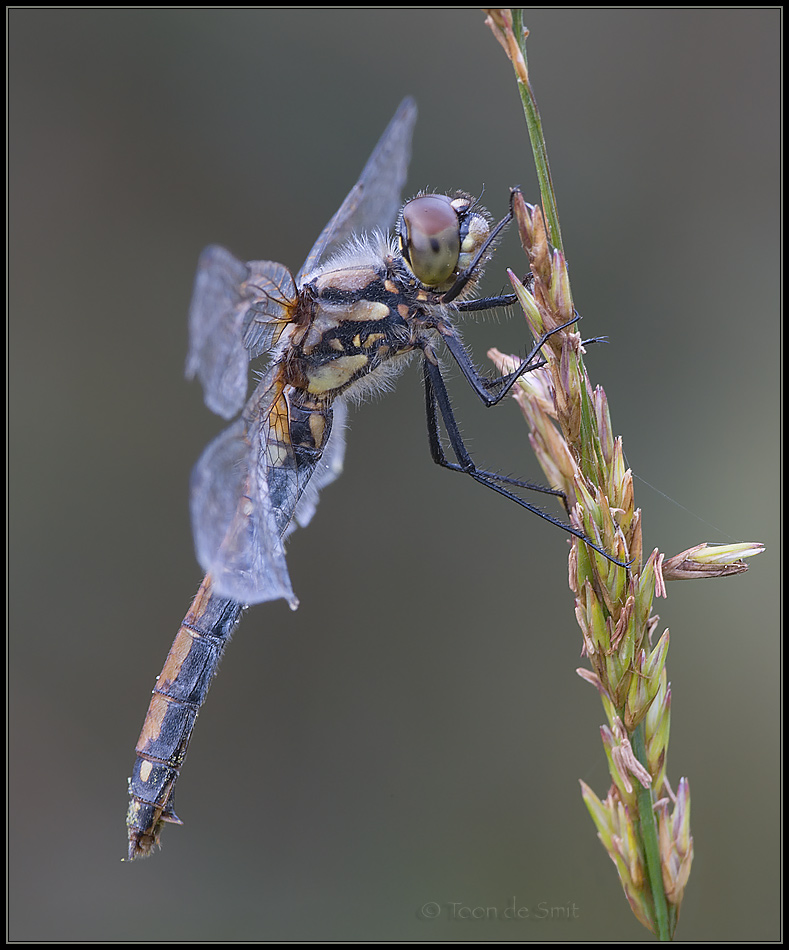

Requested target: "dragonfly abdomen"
[{"left": 126, "top": 576, "right": 244, "bottom": 859}]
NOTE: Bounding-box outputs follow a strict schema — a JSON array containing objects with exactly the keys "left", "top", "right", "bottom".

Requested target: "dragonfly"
[{"left": 126, "top": 97, "right": 622, "bottom": 860}]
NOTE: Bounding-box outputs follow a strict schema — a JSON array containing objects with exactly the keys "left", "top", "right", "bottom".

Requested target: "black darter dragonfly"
[{"left": 126, "top": 97, "right": 620, "bottom": 860}]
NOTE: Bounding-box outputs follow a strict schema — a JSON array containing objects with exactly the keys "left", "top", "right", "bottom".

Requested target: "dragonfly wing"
[
  {"left": 190, "top": 373, "right": 343, "bottom": 608},
  {"left": 190, "top": 375, "right": 297, "bottom": 607},
  {"left": 297, "top": 97, "right": 417, "bottom": 283},
  {"left": 186, "top": 246, "right": 296, "bottom": 420},
  {"left": 187, "top": 100, "right": 416, "bottom": 416},
  {"left": 241, "top": 260, "right": 297, "bottom": 358}
]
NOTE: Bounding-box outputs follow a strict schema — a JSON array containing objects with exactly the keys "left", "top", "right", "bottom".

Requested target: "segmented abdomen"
[{"left": 126, "top": 576, "right": 244, "bottom": 860}]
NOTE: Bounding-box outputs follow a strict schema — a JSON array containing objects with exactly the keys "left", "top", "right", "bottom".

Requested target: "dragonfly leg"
[{"left": 421, "top": 355, "right": 628, "bottom": 567}]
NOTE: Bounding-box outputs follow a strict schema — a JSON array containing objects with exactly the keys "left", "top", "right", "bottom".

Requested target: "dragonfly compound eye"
[{"left": 399, "top": 194, "right": 461, "bottom": 287}]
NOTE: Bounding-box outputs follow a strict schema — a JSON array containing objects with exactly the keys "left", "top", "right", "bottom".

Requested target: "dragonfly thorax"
[{"left": 283, "top": 241, "right": 436, "bottom": 403}]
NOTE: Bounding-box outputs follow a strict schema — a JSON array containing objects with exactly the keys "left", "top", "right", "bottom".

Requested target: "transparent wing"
[
  {"left": 186, "top": 245, "right": 296, "bottom": 420},
  {"left": 241, "top": 260, "right": 297, "bottom": 358},
  {"left": 186, "top": 98, "right": 416, "bottom": 419},
  {"left": 297, "top": 97, "right": 417, "bottom": 283},
  {"left": 190, "top": 372, "right": 346, "bottom": 608},
  {"left": 189, "top": 372, "right": 296, "bottom": 607}
]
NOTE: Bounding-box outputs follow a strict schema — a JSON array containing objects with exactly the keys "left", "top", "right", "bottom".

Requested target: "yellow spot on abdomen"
[{"left": 136, "top": 693, "right": 171, "bottom": 751}]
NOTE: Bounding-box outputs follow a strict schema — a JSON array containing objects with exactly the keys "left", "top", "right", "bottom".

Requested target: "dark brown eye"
[{"left": 400, "top": 194, "right": 460, "bottom": 287}]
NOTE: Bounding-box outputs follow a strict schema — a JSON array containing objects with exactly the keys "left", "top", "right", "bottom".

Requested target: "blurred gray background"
[{"left": 10, "top": 9, "right": 779, "bottom": 942}]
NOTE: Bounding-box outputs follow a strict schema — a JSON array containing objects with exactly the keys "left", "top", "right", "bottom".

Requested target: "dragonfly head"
[{"left": 398, "top": 192, "right": 492, "bottom": 295}]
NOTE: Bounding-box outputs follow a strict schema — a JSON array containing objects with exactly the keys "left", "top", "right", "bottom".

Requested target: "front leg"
[
  {"left": 422, "top": 354, "right": 629, "bottom": 568},
  {"left": 438, "top": 314, "right": 580, "bottom": 408}
]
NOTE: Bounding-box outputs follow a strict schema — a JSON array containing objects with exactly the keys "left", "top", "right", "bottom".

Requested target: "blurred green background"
[{"left": 9, "top": 9, "right": 779, "bottom": 941}]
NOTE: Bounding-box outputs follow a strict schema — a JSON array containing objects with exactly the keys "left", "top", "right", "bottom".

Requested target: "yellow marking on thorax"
[
  {"left": 344, "top": 299, "right": 391, "bottom": 322},
  {"left": 306, "top": 354, "right": 369, "bottom": 394},
  {"left": 351, "top": 330, "right": 385, "bottom": 350},
  {"left": 314, "top": 266, "right": 379, "bottom": 294}
]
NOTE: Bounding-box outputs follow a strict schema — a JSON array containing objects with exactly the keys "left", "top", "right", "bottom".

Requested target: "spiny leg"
[{"left": 438, "top": 314, "right": 582, "bottom": 408}]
